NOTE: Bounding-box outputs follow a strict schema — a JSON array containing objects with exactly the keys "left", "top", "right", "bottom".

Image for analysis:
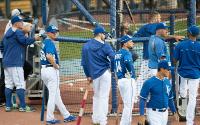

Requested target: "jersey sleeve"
[
  {"left": 16, "top": 30, "right": 35, "bottom": 45},
  {"left": 104, "top": 43, "right": 115, "bottom": 60},
  {"left": 124, "top": 53, "right": 135, "bottom": 78},
  {"left": 168, "top": 88, "right": 176, "bottom": 113},
  {"left": 140, "top": 80, "right": 151, "bottom": 99},
  {"left": 81, "top": 44, "right": 90, "bottom": 77},
  {"left": 154, "top": 39, "right": 166, "bottom": 59}
]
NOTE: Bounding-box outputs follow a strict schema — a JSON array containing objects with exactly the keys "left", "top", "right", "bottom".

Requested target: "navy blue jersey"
[
  {"left": 81, "top": 39, "right": 115, "bottom": 79},
  {"left": 174, "top": 39, "right": 200, "bottom": 79},
  {"left": 140, "top": 76, "right": 173, "bottom": 109},
  {"left": 40, "top": 38, "right": 59, "bottom": 65},
  {"left": 115, "top": 49, "right": 135, "bottom": 79}
]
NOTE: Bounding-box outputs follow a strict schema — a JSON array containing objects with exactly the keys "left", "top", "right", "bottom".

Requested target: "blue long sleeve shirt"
[
  {"left": 139, "top": 76, "right": 176, "bottom": 115},
  {"left": 148, "top": 35, "right": 169, "bottom": 69},
  {"left": 2, "top": 28, "right": 35, "bottom": 67},
  {"left": 81, "top": 39, "right": 115, "bottom": 79}
]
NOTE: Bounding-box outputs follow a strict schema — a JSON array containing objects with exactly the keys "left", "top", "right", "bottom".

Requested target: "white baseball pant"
[
  {"left": 147, "top": 108, "right": 168, "bottom": 125},
  {"left": 41, "top": 66, "right": 70, "bottom": 121},
  {"left": 4, "top": 67, "right": 25, "bottom": 89},
  {"left": 92, "top": 70, "right": 111, "bottom": 125},
  {"left": 118, "top": 78, "right": 136, "bottom": 125},
  {"left": 179, "top": 76, "right": 199, "bottom": 125}
]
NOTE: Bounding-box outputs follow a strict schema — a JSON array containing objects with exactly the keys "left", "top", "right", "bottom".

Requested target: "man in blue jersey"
[
  {"left": 139, "top": 60, "right": 177, "bottom": 125},
  {"left": 81, "top": 26, "right": 115, "bottom": 125},
  {"left": 40, "top": 25, "right": 76, "bottom": 124},
  {"left": 173, "top": 25, "right": 200, "bottom": 125},
  {"left": 115, "top": 35, "right": 136, "bottom": 125},
  {"left": 2, "top": 16, "right": 40, "bottom": 112},
  {"left": 148, "top": 23, "right": 170, "bottom": 76}
]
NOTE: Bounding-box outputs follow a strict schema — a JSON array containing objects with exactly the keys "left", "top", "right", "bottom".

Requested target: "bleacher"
[{"left": 0, "top": 0, "right": 32, "bottom": 16}]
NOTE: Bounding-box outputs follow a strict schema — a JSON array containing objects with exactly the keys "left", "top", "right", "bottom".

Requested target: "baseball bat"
[
  {"left": 123, "top": 0, "right": 137, "bottom": 30},
  {"left": 76, "top": 84, "right": 90, "bottom": 125},
  {"left": 40, "top": 83, "right": 46, "bottom": 122}
]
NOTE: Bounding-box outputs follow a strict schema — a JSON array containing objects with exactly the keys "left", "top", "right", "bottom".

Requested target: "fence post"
[
  {"left": 188, "top": 0, "right": 196, "bottom": 27},
  {"left": 110, "top": 0, "right": 117, "bottom": 114},
  {"left": 5, "top": 0, "right": 10, "bottom": 18},
  {"left": 169, "top": 14, "right": 175, "bottom": 66}
]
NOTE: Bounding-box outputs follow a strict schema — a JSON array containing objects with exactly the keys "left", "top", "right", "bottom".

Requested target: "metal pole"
[
  {"left": 110, "top": 0, "right": 116, "bottom": 38},
  {"left": 5, "top": 0, "right": 10, "bottom": 18},
  {"left": 188, "top": 0, "right": 196, "bottom": 27}
]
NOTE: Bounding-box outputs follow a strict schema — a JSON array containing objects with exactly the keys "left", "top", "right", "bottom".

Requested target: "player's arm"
[
  {"left": 16, "top": 29, "right": 40, "bottom": 45},
  {"left": 81, "top": 46, "right": 92, "bottom": 83},
  {"left": 165, "top": 35, "right": 185, "bottom": 42},
  {"left": 124, "top": 55, "right": 135, "bottom": 78},
  {"left": 139, "top": 81, "right": 151, "bottom": 124},
  {"left": 154, "top": 40, "right": 166, "bottom": 60},
  {"left": 173, "top": 43, "right": 181, "bottom": 66},
  {"left": 46, "top": 53, "right": 59, "bottom": 69}
]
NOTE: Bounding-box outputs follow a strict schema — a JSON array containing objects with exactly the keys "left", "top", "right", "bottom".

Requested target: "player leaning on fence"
[
  {"left": 173, "top": 25, "right": 200, "bottom": 125},
  {"left": 40, "top": 25, "right": 76, "bottom": 124},
  {"left": 81, "top": 26, "right": 115, "bottom": 125},
  {"left": 148, "top": 23, "right": 170, "bottom": 76},
  {"left": 115, "top": 35, "right": 136, "bottom": 125},
  {"left": 1, "top": 16, "right": 40, "bottom": 112}
]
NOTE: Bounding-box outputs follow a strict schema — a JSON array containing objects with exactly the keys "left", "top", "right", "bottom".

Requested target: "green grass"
[{"left": 59, "top": 18, "right": 200, "bottom": 61}]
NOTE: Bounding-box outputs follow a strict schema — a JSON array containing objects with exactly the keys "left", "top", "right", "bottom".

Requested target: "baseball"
[
  {"left": 69, "top": 83, "right": 73, "bottom": 87},
  {"left": 80, "top": 87, "right": 84, "bottom": 92}
]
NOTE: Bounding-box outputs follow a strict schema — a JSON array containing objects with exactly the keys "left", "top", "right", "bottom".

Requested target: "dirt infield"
[{"left": 0, "top": 105, "right": 200, "bottom": 125}]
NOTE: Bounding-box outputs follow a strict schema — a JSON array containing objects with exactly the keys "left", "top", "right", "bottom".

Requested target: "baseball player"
[
  {"left": 148, "top": 23, "right": 170, "bottom": 76},
  {"left": 81, "top": 26, "right": 115, "bottom": 125},
  {"left": 2, "top": 16, "right": 40, "bottom": 112},
  {"left": 115, "top": 35, "right": 136, "bottom": 125},
  {"left": 173, "top": 25, "right": 200, "bottom": 125},
  {"left": 40, "top": 25, "right": 76, "bottom": 124},
  {"left": 139, "top": 60, "right": 177, "bottom": 125}
]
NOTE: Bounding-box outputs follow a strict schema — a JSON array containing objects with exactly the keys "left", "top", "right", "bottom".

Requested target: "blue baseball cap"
[
  {"left": 93, "top": 26, "right": 107, "bottom": 35},
  {"left": 158, "top": 60, "right": 170, "bottom": 70},
  {"left": 188, "top": 25, "right": 200, "bottom": 36},
  {"left": 46, "top": 25, "right": 59, "bottom": 33},
  {"left": 120, "top": 35, "right": 133, "bottom": 43},
  {"left": 156, "top": 23, "right": 169, "bottom": 31},
  {"left": 11, "top": 16, "right": 23, "bottom": 24}
]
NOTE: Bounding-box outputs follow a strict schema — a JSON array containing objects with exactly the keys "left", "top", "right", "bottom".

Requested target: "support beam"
[
  {"left": 5, "top": 0, "right": 10, "bottom": 18},
  {"left": 71, "top": 0, "right": 100, "bottom": 27}
]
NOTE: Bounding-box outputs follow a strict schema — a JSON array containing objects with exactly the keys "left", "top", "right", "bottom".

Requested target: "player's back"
[{"left": 175, "top": 39, "right": 200, "bottom": 78}]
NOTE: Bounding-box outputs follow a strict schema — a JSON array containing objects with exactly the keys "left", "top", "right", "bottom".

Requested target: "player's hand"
[
  {"left": 87, "top": 77, "right": 93, "bottom": 84},
  {"left": 138, "top": 115, "right": 146, "bottom": 125},
  {"left": 53, "top": 64, "right": 59, "bottom": 69},
  {"left": 173, "top": 112, "right": 179, "bottom": 121},
  {"left": 34, "top": 35, "right": 41, "bottom": 41},
  {"left": 174, "top": 35, "right": 185, "bottom": 42}
]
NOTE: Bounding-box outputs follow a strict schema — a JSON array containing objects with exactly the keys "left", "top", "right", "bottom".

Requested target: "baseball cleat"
[
  {"left": 19, "top": 106, "right": 36, "bottom": 112},
  {"left": 46, "top": 119, "right": 61, "bottom": 125},
  {"left": 5, "top": 107, "right": 12, "bottom": 112},
  {"left": 64, "top": 115, "right": 76, "bottom": 122}
]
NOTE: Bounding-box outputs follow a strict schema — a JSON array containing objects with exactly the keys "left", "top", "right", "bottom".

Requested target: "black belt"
[
  {"left": 42, "top": 65, "right": 53, "bottom": 68},
  {"left": 152, "top": 108, "right": 167, "bottom": 112}
]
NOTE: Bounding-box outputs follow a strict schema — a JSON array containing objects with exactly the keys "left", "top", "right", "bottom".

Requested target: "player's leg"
[
  {"left": 179, "top": 76, "right": 188, "bottom": 98},
  {"left": 98, "top": 70, "right": 111, "bottom": 125},
  {"left": 92, "top": 76, "right": 101, "bottom": 124},
  {"left": 41, "top": 67, "right": 57, "bottom": 121},
  {"left": 146, "top": 108, "right": 163, "bottom": 125},
  {"left": 12, "top": 67, "right": 26, "bottom": 110},
  {"left": 162, "top": 110, "right": 168, "bottom": 125},
  {"left": 186, "top": 79, "right": 199, "bottom": 125},
  {"left": 53, "top": 70, "right": 75, "bottom": 122},
  {"left": 118, "top": 78, "right": 136, "bottom": 125},
  {"left": 4, "top": 67, "right": 14, "bottom": 111}
]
